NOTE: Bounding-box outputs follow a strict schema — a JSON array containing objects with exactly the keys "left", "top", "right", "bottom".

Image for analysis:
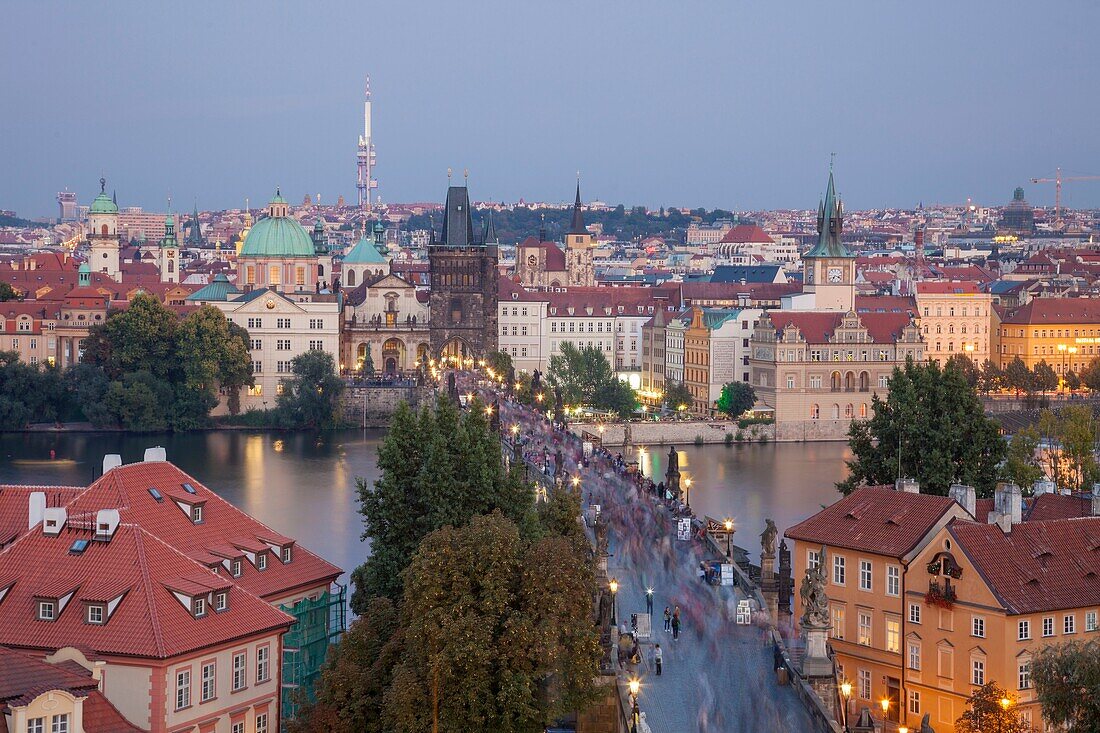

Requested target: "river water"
[{"left": 0, "top": 431, "right": 850, "bottom": 581}]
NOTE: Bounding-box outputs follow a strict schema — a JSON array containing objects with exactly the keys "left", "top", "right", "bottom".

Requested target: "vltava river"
[{"left": 0, "top": 431, "right": 849, "bottom": 580}]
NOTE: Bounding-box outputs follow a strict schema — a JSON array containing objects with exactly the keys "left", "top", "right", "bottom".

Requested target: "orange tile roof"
[
  {"left": 785, "top": 486, "right": 961, "bottom": 557},
  {"left": 915, "top": 280, "right": 981, "bottom": 295},
  {"left": 1000, "top": 298, "right": 1100, "bottom": 325},
  {"left": 949, "top": 516, "right": 1100, "bottom": 614},
  {"left": 0, "top": 523, "right": 292, "bottom": 659},
  {"left": 65, "top": 462, "right": 342, "bottom": 600}
]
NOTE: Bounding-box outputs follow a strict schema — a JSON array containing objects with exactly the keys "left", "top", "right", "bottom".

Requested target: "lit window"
[
  {"left": 886, "top": 617, "right": 900, "bottom": 653},
  {"left": 831, "top": 606, "right": 845, "bottom": 639},
  {"left": 858, "top": 611, "right": 872, "bottom": 646}
]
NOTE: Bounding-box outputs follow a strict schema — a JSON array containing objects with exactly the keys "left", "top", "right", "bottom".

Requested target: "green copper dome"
[
  {"left": 239, "top": 213, "right": 315, "bottom": 258},
  {"left": 343, "top": 233, "right": 388, "bottom": 264},
  {"left": 90, "top": 191, "right": 118, "bottom": 215}
]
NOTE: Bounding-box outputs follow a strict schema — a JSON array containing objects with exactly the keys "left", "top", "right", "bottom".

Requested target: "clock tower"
[{"left": 802, "top": 169, "right": 855, "bottom": 311}]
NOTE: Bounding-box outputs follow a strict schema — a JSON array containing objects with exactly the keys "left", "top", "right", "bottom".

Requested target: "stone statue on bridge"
[
  {"left": 799, "top": 545, "right": 830, "bottom": 628},
  {"left": 760, "top": 518, "right": 778, "bottom": 559}
]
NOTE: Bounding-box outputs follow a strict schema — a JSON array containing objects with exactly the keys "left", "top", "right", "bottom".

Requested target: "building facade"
[
  {"left": 343, "top": 272, "right": 430, "bottom": 374},
  {"left": 914, "top": 282, "right": 992, "bottom": 366},
  {"left": 996, "top": 297, "right": 1100, "bottom": 378}
]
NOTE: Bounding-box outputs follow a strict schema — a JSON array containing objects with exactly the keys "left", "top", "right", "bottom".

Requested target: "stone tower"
[
  {"left": 428, "top": 185, "right": 499, "bottom": 361},
  {"left": 564, "top": 183, "right": 595, "bottom": 287},
  {"left": 87, "top": 178, "right": 121, "bottom": 282}
]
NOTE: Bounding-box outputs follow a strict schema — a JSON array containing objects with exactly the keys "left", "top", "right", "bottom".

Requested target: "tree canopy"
[
  {"left": 716, "top": 381, "right": 755, "bottom": 419},
  {"left": 662, "top": 380, "right": 693, "bottom": 411},
  {"left": 954, "top": 683, "right": 1032, "bottom": 733},
  {"left": 1032, "top": 638, "right": 1100, "bottom": 732},
  {"left": 275, "top": 350, "right": 345, "bottom": 429},
  {"left": 839, "top": 359, "right": 1006, "bottom": 496},
  {"left": 547, "top": 341, "right": 637, "bottom": 417}
]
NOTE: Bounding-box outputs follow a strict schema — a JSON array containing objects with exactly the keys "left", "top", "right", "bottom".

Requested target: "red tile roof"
[
  {"left": 65, "top": 462, "right": 341, "bottom": 600},
  {"left": 0, "top": 523, "right": 293, "bottom": 659},
  {"left": 766, "top": 311, "right": 843, "bottom": 344},
  {"left": 1001, "top": 298, "right": 1100, "bottom": 325},
  {"left": 0, "top": 485, "right": 85, "bottom": 548},
  {"left": 679, "top": 281, "right": 801, "bottom": 303},
  {"left": 949, "top": 516, "right": 1100, "bottom": 614},
  {"left": 717, "top": 224, "right": 774, "bottom": 244},
  {"left": 785, "top": 486, "right": 962, "bottom": 557},
  {"left": 1024, "top": 492, "right": 1093, "bottom": 522}
]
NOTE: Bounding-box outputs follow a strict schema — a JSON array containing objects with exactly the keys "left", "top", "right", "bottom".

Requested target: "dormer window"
[
  {"left": 194, "top": 596, "right": 206, "bottom": 618},
  {"left": 257, "top": 553, "right": 267, "bottom": 571},
  {"left": 214, "top": 591, "right": 228, "bottom": 612},
  {"left": 232, "top": 560, "right": 242, "bottom": 577},
  {"left": 282, "top": 546, "right": 292, "bottom": 564},
  {"left": 87, "top": 604, "right": 105, "bottom": 624},
  {"left": 192, "top": 505, "right": 204, "bottom": 524},
  {"left": 38, "top": 600, "right": 55, "bottom": 621}
]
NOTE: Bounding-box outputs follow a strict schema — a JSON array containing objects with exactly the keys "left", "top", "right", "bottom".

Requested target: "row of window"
[
  {"left": 501, "top": 326, "right": 530, "bottom": 336},
  {"left": 243, "top": 264, "right": 309, "bottom": 286},
  {"left": 244, "top": 317, "right": 311, "bottom": 330},
  {"left": 176, "top": 647, "right": 271, "bottom": 710},
  {"left": 922, "top": 306, "right": 984, "bottom": 318},
  {"left": 809, "top": 403, "right": 869, "bottom": 420},
  {"left": 24, "top": 714, "right": 69, "bottom": 733},
  {"left": 782, "top": 349, "right": 894, "bottom": 362}
]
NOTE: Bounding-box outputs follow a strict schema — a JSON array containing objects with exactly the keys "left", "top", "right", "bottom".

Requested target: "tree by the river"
[
  {"left": 1031, "top": 638, "right": 1100, "bottom": 732},
  {"left": 838, "top": 359, "right": 1006, "bottom": 496}
]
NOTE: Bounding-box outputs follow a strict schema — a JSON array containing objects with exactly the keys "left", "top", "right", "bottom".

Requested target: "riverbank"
[{"left": 568, "top": 420, "right": 775, "bottom": 447}]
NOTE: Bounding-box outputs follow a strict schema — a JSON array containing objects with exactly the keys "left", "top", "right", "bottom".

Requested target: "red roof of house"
[
  {"left": 949, "top": 516, "right": 1100, "bottom": 614},
  {"left": 1024, "top": 492, "right": 1093, "bottom": 522},
  {"left": 679, "top": 281, "right": 801, "bottom": 303},
  {"left": 915, "top": 280, "right": 981, "bottom": 295},
  {"left": 65, "top": 462, "right": 342, "bottom": 601},
  {"left": 0, "top": 485, "right": 86, "bottom": 548},
  {"left": 717, "top": 224, "right": 774, "bottom": 245},
  {"left": 785, "top": 486, "right": 962, "bottom": 557},
  {"left": 1001, "top": 298, "right": 1100, "bottom": 325},
  {"left": 860, "top": 271, "right": 896, "bottom": 284},
  {"left": 936, "top": 265, "right": 995, "bottom": 283},
  {"left": 0, "top": 522, "right": 293, "bottom": 659},
  {"left": 767, "top": 311, "right": 844, "bottom": 344}
]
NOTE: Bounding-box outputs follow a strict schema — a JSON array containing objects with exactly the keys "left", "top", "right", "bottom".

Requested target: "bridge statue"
[
  {"left": 760, "top": 518, "right": 778, "bottom": 559},
  {"left": 799, "top": 545, "right": 833, "bottom": 677}
]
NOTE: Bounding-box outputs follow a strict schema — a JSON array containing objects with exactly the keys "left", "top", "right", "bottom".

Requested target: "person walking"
[
  {"left": 654, "top": 643, "right": 663, "bottom": 675},
  {"left": 646, "top": 590, "right": 654, "bottom": 616},
  {"left": 663, "top": 606, "right": 671, "bottom": 633},
  {"left": 672, "top": 608, "right": 681, "bottom": 640}
]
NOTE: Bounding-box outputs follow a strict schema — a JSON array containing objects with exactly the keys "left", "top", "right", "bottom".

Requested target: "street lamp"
[
  {"left": 724, "top": 518, "right": 734, "bottom": 558},
  {"left": 684, "top": 477, "right": 692, "bottom": 508},
  {"left": 839, "top": 681, "right": 852, "bottom": 732},
  {"left": 898, "top": 727, "right": 908, "bottom": 733},
  {"left": 1069, "top": 346, "right": 1079, "bottom": 392},
  {"left": 609, "top": 578, "right": 619, "bottom": 625},
  {"left": 628, "top": 678, "right": 640, "bottom": 731},
  {"left": 1058, "top": 343, "right": 1068, "bottom": 392},
  {"left": 1000, "top": 697, "right": 1013, "bottom": 711},
  {"left": 571, "top": 474, "right": 581, "bottom": 489},
  {"left": 880, "top": 698, "right": 890, "bottom": 726}
]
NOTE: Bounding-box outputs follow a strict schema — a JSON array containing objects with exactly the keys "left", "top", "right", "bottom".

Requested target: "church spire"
[
  {"left": 568, "top": 179, "right": 586, "bottom": 235},
  {"left": 804, "top": 168, "right": 852, "bottom": 259},
  {"left": 482, "top": 209, "right": 498, "bottom": 244}
]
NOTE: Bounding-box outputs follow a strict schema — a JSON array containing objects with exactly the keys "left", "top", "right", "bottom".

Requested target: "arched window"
[
  {"left": 859, "top": 403, "right": 867, "bottom": 418},
  {"left": 832, "top": 404, "right": 840, "bottom": 420},
  {"left": 100, "top": 224, "right": 108, "bottom": 237},
  {"left": 811, "top": 404, "right": 820, "bottom": 420},
  {"left": 845, "top": 372, "right": 855, "bottom": 391},
  {"left": 859, "top": 372, "right": 870, "bottom": 391},
  {"left": 845, "top": 404, "right": 853, "bottom": 419},
  {"left": 346, "top": 269, "right": 356, "bottom": 287},
  {"left": 831, "top": 371, "right": 842, "bottom": 391}
]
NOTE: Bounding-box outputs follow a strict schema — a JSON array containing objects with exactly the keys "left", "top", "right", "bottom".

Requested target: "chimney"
[
  {"left": 990, "top": 483, "right": 1023, "bottom": 531},
  {"left": 1033, "top": 478, "right": 1055, "bottom": 496},
  {"left": 94, "top": 509, "right": 120, "bottom": 541},
  {"left": 42, "top": 507, "right": 67, "bottom": 536},
  {"left": 1092, "top": 483, "right": 1100, "bottom": 517},
  {"left": 143, "top": 446, "right": 167, "bottom": 462},
  {"left": 102, "top": 454, "right": 122, "bottom": 474},
  {"left": 28, "top": 491, "right": 46, "bottom": 530},
  {"left": 948, "top": 483, "right": 977, "bottom": 518},
  {"left": 895, "top": 478, "right": 920, "bottom": 493}
]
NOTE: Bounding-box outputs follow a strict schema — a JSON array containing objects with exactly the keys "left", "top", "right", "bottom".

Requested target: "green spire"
[
  {"left": 160, "top": 207, "right": 178, "bottom": 249},
  {"left": 804, "top": 169, "right": 853, "bottom": 259}
]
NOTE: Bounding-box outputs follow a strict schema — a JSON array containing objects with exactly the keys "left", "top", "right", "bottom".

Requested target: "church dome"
[
  {"left": 343, "top": 233, "right": 388, "bottom": 264},
  {"left": 89, "top": 191, "right": 118, "bottom": 215},
  {"left": 239, "top": 193, "right": 314, "bottom": 258}
]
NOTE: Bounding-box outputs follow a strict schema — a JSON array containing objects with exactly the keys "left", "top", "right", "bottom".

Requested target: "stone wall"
[
  {"left": 569, "top": 420, "right": 775, "bottom": 447},
  {"left": 340, "top": 385, "right": 429, "bottom": 427},
  {"left": 772, "top": 418, "right": 851, "bottom": 442}
]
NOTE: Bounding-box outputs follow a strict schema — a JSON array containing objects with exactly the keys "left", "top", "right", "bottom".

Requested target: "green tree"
[
  {"left": 663, "top": 380, "right": 693, "bottom": 411},
  {"left": 1003, "top": 426, "right": 1043, "bottom": 491},
  {"left": 948, "top": 354, "right": 980, "bottom": 389},
  {"left": 289, "top": 596, "right": 405, "bottom": 733},
  {"left": 593, "top": 377, "right": 638, "bottom": 418},
  {"left": 175, "top": 305, "right": 253, "bottom": 423},
  {"left": 66, "top": 363, "right": 112, "bottom": 426},
  {"left": 979, "top": 359, "right": 1004, "bottom": 394},
  {"left": 1041, "top": 405, "right": 1100, "bottom": 492},
  {"left": 1080, "top": 357, "right": 1100, "bottom": 392},
  {"left": 1004, "top": 356, "right": 1033, "bottom": 397},
  {"left": 85, "top": 293, "right": 179, "bottom": 379},
  {"left": 0, "top": 283, "right": 21, "bottom": 301},
  {"left": 1065, "top": 370, "right": 1082, "bottom": 391},
  {"left": 485, "top": 350, "right": 513, "bottom": 379},
  {"left": 0, "top": 352, "right": 69, "bottom": 428},
  {"left": 1033, "top": 360, "right": 1058, "bottom": 392},
  {"left": 838, "top": 359, "right": 1006, "bottom": 496},
  {"left": 716, "top": 382, "right": 756, "bottom": 419},
  {"left": 547, "top": 342, "right": 613, "bottom": 406},
  {"left": 275, "top": 350, "right": 346, "bottom": 429},
  {"left": 386, "top": 513, "right": 599, "bottom": 733},
  {"left": 1032, "top": 638, "right": 1100, "bottom": 732},
  {"left": 954, "top": 682, "right": 1033, "bottom": 733},
  {"left": 102, "top": 370, "right": 173, "bottom": 431}
]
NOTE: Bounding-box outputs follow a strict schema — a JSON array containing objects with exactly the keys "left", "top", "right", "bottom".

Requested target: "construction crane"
[{"left": 1030, "top": 167, "right": 1100, "bottom": 226}]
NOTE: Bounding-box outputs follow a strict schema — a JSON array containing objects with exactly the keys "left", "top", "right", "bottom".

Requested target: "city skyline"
[{"left": 3, "top": 1, "right": 1100, "bottom": 217}]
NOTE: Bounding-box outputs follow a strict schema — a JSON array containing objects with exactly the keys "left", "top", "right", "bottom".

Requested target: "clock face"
[
  {"left": 528, "top": 255, "right": 537, "bottom": 266},
  {"left": 827, "top": 267, "right": 843, "bottom": 283}
]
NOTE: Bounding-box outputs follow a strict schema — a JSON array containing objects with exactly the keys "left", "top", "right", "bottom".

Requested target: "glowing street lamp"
[
  {"left": 839, "top": 681, "right": 852, "bottom": 732},
  {"left": 880, "top": 698, "right": 890, "bottom": 721},
  {"left": 628, "top": 678, "right": 640, "bottom": 698},
  {"left": 571, "top": 475, "right": 581, "bottom": 488},
  {"left": 609, "top": 578, "right": 619, "bottom": 624},
  {"left": 723, "top": 518, "right": 734, "bottom": 558},
  {"left": 684, "top": 477, "right": 692, "bottom": 508},
  {"left": 1000, "top": 697, "right": 1013, "bottom": 711}
]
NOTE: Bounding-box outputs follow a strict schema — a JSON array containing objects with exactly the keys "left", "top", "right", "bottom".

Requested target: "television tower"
[{"left": 356, "top": 76, "right": 378, "bottom": 212}]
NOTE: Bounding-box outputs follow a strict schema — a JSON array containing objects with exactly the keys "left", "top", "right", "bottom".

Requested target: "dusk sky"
[{"left": 3, "top": 1, "right": 1099, "bottom": 217}]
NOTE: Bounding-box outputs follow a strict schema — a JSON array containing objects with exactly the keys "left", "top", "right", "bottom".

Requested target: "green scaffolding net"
[{"left": 279, "top": 584, "right": 347, "bottom": 722}]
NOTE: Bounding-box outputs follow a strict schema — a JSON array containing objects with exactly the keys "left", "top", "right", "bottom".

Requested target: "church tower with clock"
[{"left": 802, "top": 169, "right": 855, "bottom": 311}]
